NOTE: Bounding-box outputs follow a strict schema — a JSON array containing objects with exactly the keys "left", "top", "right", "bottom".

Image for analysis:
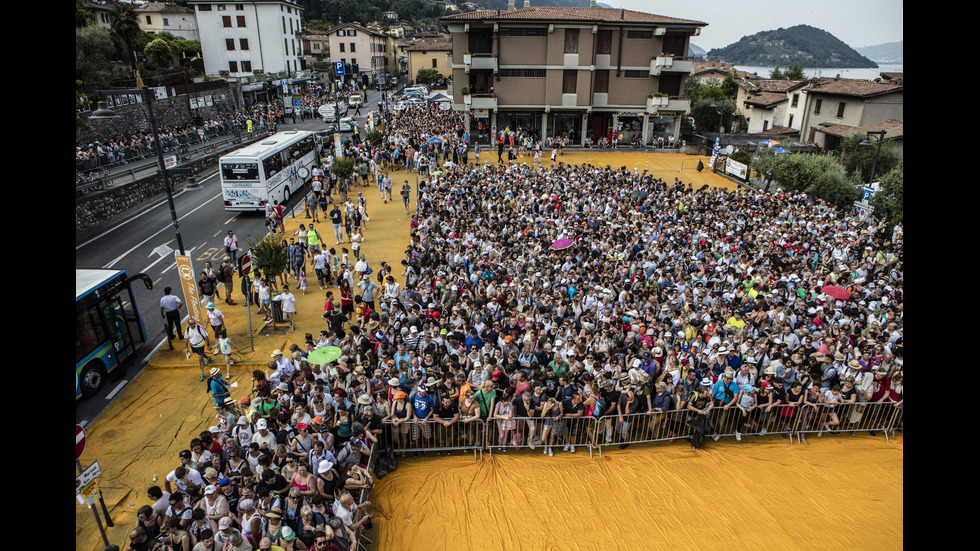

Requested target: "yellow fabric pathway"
[
  {"left": 75, "top": 150, "right": 787, "bottom": 551},
  {"left": 368, "top": 437, "right": 903, "bottom": 551}
]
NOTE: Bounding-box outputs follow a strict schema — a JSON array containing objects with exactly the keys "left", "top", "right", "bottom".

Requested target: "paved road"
[{"left": 74, "top": 86, "right": 390, "bottom": 424}]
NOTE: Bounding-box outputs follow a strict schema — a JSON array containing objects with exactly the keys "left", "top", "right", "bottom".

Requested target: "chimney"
[
  {"left": 507, "top": 0, "right": 515, "bottom": 10},
  {"left": 590, "top": 0, "right": 596, "bottom": 6},
  {"left": 524, "top": 0, "right": 530, "bottom": 7}
]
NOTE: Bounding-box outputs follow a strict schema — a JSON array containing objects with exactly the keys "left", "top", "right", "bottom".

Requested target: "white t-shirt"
[
  {"left": 166, "top": 467, "right": 204, "bottom": 492},
  {"left": 280, "top": 292, "right": 296, "bottom": 314}
]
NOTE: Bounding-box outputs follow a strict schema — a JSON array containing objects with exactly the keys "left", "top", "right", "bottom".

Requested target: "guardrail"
[{"left": 370, "top": 402, "right": 902, "bottom": 462}]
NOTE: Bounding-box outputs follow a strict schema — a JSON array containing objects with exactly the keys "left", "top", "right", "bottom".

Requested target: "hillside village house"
[
  {"left": 692, "top": 61, "right": 758, "bottom": 86},
  {"left": 137, "top": 2, "right": 200, "bottom": 41},
  {"left": 798, "top": 77, "right": 903, "bottom": 150},
  {"left": 407, "top": 38, "right": 453, "bottom": 83},
  {"left": 440, "top": 2, "right": 707, "bottom": 145},
  {"left": 735, "top": 78, "right": 808, "bottom": 134},
  {"left": 189, "top": 0, "right": 303, "bottom": 80},
  {"left": 327, "top": 22, "right": 395, "bottom": 86}
]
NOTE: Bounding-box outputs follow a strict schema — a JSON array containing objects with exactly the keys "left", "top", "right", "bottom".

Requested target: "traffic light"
[
  {"left": 352, "top": 61, "right": 359, "bottom": 74},
  {"left": 344, "top": 62, "right": 351, "bottom": 75}
]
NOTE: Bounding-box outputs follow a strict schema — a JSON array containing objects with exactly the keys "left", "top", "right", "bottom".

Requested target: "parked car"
[
  {"left": 338, "top": 117, "right": 355, "bottom": 132},
  {"left": 348, "top": 94, "right": 363, "bottom": 108}
]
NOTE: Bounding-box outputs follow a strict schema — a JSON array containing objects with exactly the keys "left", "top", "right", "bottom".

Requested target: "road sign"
[
  {"left": 241, "top": 255, "right": 252, "bottom": 276},
  {"left": 335, "top": 61, "right": 345, "bottom": 76},
  {"left": 76, "top": 425, "right": 86, "bottom": 460},
  {"left": 76, "top": 461, "right": 102, "bottom": 496}
]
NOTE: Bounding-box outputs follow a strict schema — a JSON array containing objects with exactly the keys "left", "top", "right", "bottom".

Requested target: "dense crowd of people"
[{"left": 130, "top": 100, "right": 903, "bottom": 551}]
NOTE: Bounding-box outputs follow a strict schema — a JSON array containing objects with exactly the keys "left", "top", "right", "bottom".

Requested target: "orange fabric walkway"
[{"left": 368, "top": 437, "right": 903, "bottom": 550}]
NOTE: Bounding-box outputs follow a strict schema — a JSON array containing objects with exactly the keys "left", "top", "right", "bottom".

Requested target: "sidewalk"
[{"left": 76, "top": 149, "right": 737, "bottom": 551}]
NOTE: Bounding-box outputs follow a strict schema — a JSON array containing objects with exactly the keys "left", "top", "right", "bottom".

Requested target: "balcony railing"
[{"left": 650, "top": 56, "right": 696, "bottom": 76}]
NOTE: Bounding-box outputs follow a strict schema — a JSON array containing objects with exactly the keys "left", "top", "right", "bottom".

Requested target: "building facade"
[
  {"left": 188, "top": 0, "right": 303, "bottom": 79},
  {"left": 327, "top": 22, "right": 393, "bottom": 86},
  {"left": 798, "top": 78, "right": 904, "bottom": 149},
  {"left": 407, "top": 38, "right": 452, "bottom": 83},
  {"left": 440, "top": 5, "right": 707, "bottom": 145},
  {"left": 137, "top": 2, "right": 200, "bottom": 41}
]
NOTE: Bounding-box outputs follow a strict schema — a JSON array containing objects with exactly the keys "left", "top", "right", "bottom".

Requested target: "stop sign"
[
  {"left": 241, "top": 254, "right": 251, "bottom": 276},
  {"left": 76, "top": 424, "right": 86, "bottom": 460}
]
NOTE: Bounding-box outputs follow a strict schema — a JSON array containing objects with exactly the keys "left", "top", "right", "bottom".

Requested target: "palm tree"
[{"left": 109, "top": 3, "right": 142, "bottom": 73}]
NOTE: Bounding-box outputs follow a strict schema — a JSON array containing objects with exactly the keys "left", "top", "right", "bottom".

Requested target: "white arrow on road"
[{"left": 142, "top": 242, "right": 175, "bottom": 273}]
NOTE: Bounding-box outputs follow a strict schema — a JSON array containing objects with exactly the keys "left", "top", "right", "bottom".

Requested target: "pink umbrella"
[
  {"left": 550, "top": 238, "right": 573, "bottom": 250},
  {"left": 821, "top": 285, "right": 850, "bottom": 301}
]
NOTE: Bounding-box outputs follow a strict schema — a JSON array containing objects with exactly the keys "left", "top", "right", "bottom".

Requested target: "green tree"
[
  {"left": 721, "top": 73, "right": 739, "bottom": 99},
  {"left": 839, "top": 133, "right": 901, "bottom": 184},
  {"left": 751, "top": 147, "right": 778, "bottom": 191},
  {"left": 769, "top": 65, "right": 785, "bottom": 79},
  {"left": 415, "top": 67, "right": 442, "bottom": 86},
  {"left": 770, "top": 152, "right": 861, "bottom": 207},
  {"left": 144, "top": 38, "right": 177, "bottom": 70},
  {"left": 76, "top": 25, "right": 115, "bottom": 96},
  {"left": 331, "top": 157, "right": 356, "bottom": 181},
  {"left": 869, "top": 164, "right": 903, "bottom": 224},
  {"left": 785, "top": 63, "right": 806, "bottom": 80},
  {"left": 691, "top": 97, "right": 735, "bottom": 133},
  {"left": 366, "top": 129, "right": 384, "bottom": 147},
  {"left": 109, "top": 2, "right": 143, "bottom": 73},
  {"left": 249, "top": 235, "right": 288, "bottom": 286},
  {"left": 76, "top": 0, "right": 92, "bottom": 27}
]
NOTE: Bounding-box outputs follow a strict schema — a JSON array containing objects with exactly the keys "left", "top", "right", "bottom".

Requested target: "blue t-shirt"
[
  {"left": 712, "top": 380, "right": 740, "bottom": 404},
  {"left": 209, "top": 377, "right": 228, "bottom": 404},
  {"left": 411, "top": 391, "right": 436, "bottom": 419}
]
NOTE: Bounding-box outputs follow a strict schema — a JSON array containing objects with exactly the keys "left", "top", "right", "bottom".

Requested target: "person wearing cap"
[
  {"left": 205, "top": 302, "right": 225, "bottom": 340},
  {"left": 687, "top": 379, "right": 715, "bottom": 450},
  {"left": 409, "top": 377, "right": 438, "bottom": 454},
  {"left": 196, "top": 483, "right": 230, "bottom": 526},
  {"left": 185, "top": 318, "right": 214, "bottom": 381}
]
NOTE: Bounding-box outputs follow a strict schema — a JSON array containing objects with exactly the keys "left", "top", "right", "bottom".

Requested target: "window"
[
  {"left": 350, "top": 43, "right": 356, "bottom": 52},
  {"left": 339, "top": 43, "right": 345, "bottom": 53},
  {"left": 623, "top": 70, "right": 648, "bottom": 78},
  {"left": 217, "top": 4, "right": 226, "bottom": 11},
  {"left": 229, "top": 61, "right": 238, "bottom": 73},
  {"left": 597, "top": 29, "right": 612, "bottom": 55},
  {"left": 837, "top": 102, "right": 846, "bottom": 118},
  {"left": 791, "top": 93, "right": 799, "bottom": 108},
  {"left": 564, "top": 29, "right": 579, "bottom": 54},
  {"left": 226, "top": 38, "right": 235, "bottom": 51},
  {"left": 198, "top": 4, "right": 212, "bottom": 11},
  {"left": 236, "top": 4, "right": 244, "bottom": 10},
  {"left": 563, "top": 70, "right": 577, "bottom": 94},
  {"left": 240, "top": 38, "right": 249, "bottom": 50},
  {"left": 222, "top": 16, "right": 231, "bottom": 28},
  {"left": 627, "top": 30, "right": 653, "bottom": 39},
  {"left": 763, "top": 120, "right": 769, "bottom": 131},
  {"left": 163, "top": 18, "right": 169, "bottom": 26},
  {"left": 349, "top": 30, "right": 356, "bottom": 36},
  {"left": 145, "top": 15, "right": 152, "bottom": 24},
  {"left": 237, "top": 15, "right": 246, "bottom": 27},
  {"left": 814, "top": 98, "right": 822, "bottom": 114},
  {"left": 338, "top": 29, "right": 346, "bottom": 37},
  {"left": 432, "top": 58, "right": 438, "bottom": 68},
  {"left": 788, "top": 114, "right": 794, "bottom": 127},
  {"left": 242, "top": 60, "right": 252, "bottom": 72},
  {"left": 594, "top": 70, "right": 609, "bottom": 93},
  {"left": 499, "top": 69, "right": 546, "bottom": 77}
]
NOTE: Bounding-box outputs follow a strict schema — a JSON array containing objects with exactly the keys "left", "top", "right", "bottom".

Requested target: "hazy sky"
[{"left": 607, "top": 0, "right": 903, "bottom": 51}]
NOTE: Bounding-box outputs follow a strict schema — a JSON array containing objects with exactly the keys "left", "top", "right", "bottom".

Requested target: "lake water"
[{"left": 734, "top": 64, "right": 903, "bottom": 81}]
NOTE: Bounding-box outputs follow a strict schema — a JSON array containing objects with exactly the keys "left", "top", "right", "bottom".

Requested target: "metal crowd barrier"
[
  {"left": 796, "top": 402, "right": 902, "bottom": 442},
  {"left": 382, "top": 418, "right": 484, "bottom": 461},
  {"left": 351, "top": 439, "right": 377, "bottom": 551},
  {"left": 709, "top": 403, "right": 802, "bottom": 444},
  {"left": 484, "top": 415, "right": 596, "bottom": 459}
]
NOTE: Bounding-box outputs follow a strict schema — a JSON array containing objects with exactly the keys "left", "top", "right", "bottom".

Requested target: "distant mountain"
[
  {"left": 856, "top": 40, "right": 903, "bottom": 64},
  {"left": 704, "top": 25, "right": 878, "bottom": 68},
  {"left": 689, "top": 43, "right": 706, "bottom": 58}
]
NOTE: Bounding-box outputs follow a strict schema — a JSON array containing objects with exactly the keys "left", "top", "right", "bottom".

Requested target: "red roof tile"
[{"left": 441, "top": 7, "right": 706, "bottom": 26}]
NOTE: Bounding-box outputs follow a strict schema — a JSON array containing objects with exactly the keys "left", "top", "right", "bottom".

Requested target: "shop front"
[
  {"left": 497, "top": 111, "right": 542, "bottom": 140},
  {"left": 548, "top": 112, "right": 582, "bottom": 144}
]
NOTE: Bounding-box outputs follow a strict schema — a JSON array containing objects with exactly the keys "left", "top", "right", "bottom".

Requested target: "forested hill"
[{"left": 705, "top": 25, "right": 878, "bottom": 68}]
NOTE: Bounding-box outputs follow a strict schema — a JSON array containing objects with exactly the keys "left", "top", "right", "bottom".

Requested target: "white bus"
[{"left": 219, "top": 130, "right": 318, "bottom": 211}]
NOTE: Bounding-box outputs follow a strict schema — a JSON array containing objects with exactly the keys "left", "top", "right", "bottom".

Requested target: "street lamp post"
[
  {"left": 89, "top": 90, "right": 188, "bottom": 255},
  {"left": 859, "top": 130, "right": 887, "bottom": 185}
]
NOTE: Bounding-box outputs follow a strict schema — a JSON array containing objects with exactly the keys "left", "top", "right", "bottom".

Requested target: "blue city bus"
[{"left": 76, "top": 269, "right": 152, "bottom": 400}]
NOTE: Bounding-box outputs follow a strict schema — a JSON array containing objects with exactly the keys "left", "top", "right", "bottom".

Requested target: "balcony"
[
  {"left": 464, "top": 53, "right": 497, "bottom": 73},
  {"left": 647, "top": 95, "right": 691, "bottom": 114},
  {"left": 649, "top": 56, "right": 696, "bottom": 76},
  {"left": 470, "top": 93, "right": 497, "bottom": 110}
]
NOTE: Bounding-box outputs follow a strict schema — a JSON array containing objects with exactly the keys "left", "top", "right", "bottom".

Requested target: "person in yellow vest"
[
  {"left": 727, "top": 311, "right": 746, "bottom": 331},
  {"left": 246, "top": 119, "right": 253, "bottom": 133}
]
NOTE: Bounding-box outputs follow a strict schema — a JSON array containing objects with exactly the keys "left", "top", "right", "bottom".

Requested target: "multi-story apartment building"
[
  {"left": 137, "top": 2, "right": 200, "bottom": 41},
  {"left": 440, "top": 2, "right": 707, "bottom": 145},
  {"left": 188, "top": 0, "right": 303, "bottom": 79},
  {"left": 327, "top": 22, "right": 394, "bottom": 86},
  {"left": 798, "top": 77, "right": 903, "bottom": 149}
]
